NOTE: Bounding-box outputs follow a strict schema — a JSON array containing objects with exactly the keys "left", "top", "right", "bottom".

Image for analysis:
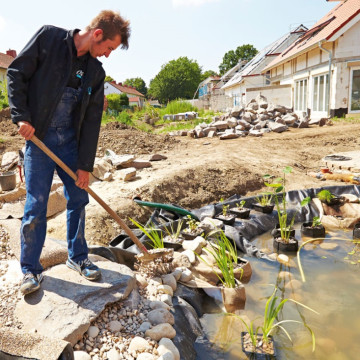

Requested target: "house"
[
  {"left": 104, "top": 81, "right": 146, "bottom": 108},
  {"left": 263, "top": 0, "right": 360, "bottom": 119},
  {"left": 0, "top": 50, "right": 17, "bottom": 82},
  {"left": 198, "top": 75, "right": 221, "bottom": 100},
  {"left": 221, "top": 26, "right": 307, "bottom": 107}
]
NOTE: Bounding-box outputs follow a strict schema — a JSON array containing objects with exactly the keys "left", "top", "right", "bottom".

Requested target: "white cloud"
[{"left": 172, "top": 0, "right": 220, "bottom": 7}]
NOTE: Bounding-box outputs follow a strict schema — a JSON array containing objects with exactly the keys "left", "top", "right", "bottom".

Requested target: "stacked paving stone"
[{"left": 169, "top": 95, "right": 311, "bottom": 140}]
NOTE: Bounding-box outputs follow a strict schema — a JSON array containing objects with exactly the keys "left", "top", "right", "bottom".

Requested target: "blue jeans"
[{"left": 20, "top": 87, "right": 89, "bottom": 275}]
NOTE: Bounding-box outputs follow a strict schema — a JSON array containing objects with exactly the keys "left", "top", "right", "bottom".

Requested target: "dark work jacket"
[{"left": 6, "top": 25, "right": 105, "bottom": 172}]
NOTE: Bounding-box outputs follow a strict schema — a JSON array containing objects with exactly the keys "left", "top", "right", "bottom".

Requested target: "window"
[
  {"left": 350, "top": 69, "right": 360, "bottom": 112},
  {"left": 294, "top": 79, "right": 307, "bottom": 112},
  {"left": 312, "top": 74, "right": 328, "bottom": 112}
]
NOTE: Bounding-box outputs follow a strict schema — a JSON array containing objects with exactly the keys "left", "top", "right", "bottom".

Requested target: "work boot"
[
  {"left": 20, "top": 273, "right": 43, "bottom": 295},
  {"left": 66, "top": 258, "right": 101, "bottom": 281}
]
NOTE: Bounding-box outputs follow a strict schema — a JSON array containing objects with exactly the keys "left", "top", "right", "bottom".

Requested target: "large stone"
[
  {"left": 118, "top": 167, "right": 137, "bottom": 181},
  {"left": 162, "top": 274, "right": 177, "bottom": 291},
  {"left": 145, "top": 323, "right": 176, "bottom": 341},
  {"left": 147, "top": 308, "right": 175, "bottom": 326},
  {"left": 149, "top": 154, "right": 168, "bottom": 161},
  {"left": 212, "top": 121, "right": 228, "bottom": 130},
  {"left": 226, "top": 117, "right": 238, "bottom": 128},
  {"left": 14, "top": 261, "right": 135, "bottom": 346},
  {"left": 127, "top": 160, "right": 152, "bottom": 169},
  {"left": 248, "top": 129, "right": 263, "bottom": 137},
  {"left": 256, "top": 94, "right": 268, "bottom": 109},
  {"left": 219, "top": 133, "right": 240, "bottom": 140},
  {"left": 1, "top": 151, "right": 18, "bottom": 170},
  {"left": 182, "top": 238, "right": 204, "bottom": 254},
  {"left": 282, "top": 113, "right": 297, "bottom": 126},
  {"left": 91, "top": 158, "right": 113, "bottom": 181},
  {"left": 230, "top": 106, "right": 243, "bottom": 118},
  {"left": 158, "top": 338, "right": 180, "bottom": 360},
  {"left": 104, "top": 150, "right": 135, "bottom": 168},
  {"left": 241, "top": 112, "right": 252, "bottom": 123},
  {"left": 267, "top": 121, "right": 288, "bottom": 133},
  {"left": 129, "top": 336, "right": 152, "bottom": 352}
]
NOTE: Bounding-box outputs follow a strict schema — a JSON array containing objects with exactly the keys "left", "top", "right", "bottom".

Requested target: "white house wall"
[
  {"left": 336, "top": 20, "right": 360, "bottom": 58},
  {"left": 104, "top": 83, "right": 122, "bottom": 96}
]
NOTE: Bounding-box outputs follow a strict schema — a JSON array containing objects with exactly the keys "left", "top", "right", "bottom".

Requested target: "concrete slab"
[{"left": 322, "top": 151, "right": 360, "bottom": 173}]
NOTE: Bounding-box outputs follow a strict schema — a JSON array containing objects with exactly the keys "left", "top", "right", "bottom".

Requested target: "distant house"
[
  {"left": 0, "top": 50, "right": 17, "bottom": 82},
  {"left": 221, "top": 25, "right": 307, "bottom": 107},
  {"left": 263, "top": 0, "right": 360, "bottom": 119},
  {"left": 198, "top": 75, "right": 221, "bottom": 100},
  {"left": 104, "top": 81, "right": 146, "bottom": 108}
]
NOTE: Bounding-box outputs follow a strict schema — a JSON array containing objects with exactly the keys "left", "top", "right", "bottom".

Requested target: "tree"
[
  {"left": 219, "top": 44, "right": 258, "bottom": 75},
  {"left": 148, "top": 56, "right": 202, "bottom": 103},
  {"left": 105, "top": 75, "right": 114, "bottom": 83},
  {"left": 124, "top": 77, "right": 147, "bottom": 97},
  {"left": 200, "top": 70, "right": 218, "bottom": 82},
  {"left": 106, "top": 93, "right": 129, "bottom": 112}
]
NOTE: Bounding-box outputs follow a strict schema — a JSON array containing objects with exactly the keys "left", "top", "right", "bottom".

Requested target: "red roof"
[
  {"left": 108, "top": 82, "right": 145, "bottom": 97},
  {"left": 129, "top": 97, "right": 140, "bottom": 102},
  {"left": 0, "top": 52, "right": 14, "bottom": 69},
  {"left": 265, "top": 0, "right": 360, "bottom": 70}
]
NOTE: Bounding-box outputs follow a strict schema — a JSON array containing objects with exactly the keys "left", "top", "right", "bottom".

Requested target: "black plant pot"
[
  {"left": 353, "top": 222, "right": 360, "bottom": 239},
  {"left": 253, "top": 203, "right": 274, "bottom": 214},
  {"left": 214, "top": 213, "right": 237, "bottom": 226},
  {"left": 181, "top": 228, "right": 203, "bottom": 240},
  {"left": 271, "top": 224, "right": 295, "bottom": 238},
  {"left": 230, "top": 207, "right": 251, "bottom": 219},
  {"left": 273, "top": 236, "right": 299, "bottom": 252},
  {"left": 301, "top": 222, "right": 326, "bottom": 238},
  {"left": 322, "top": 196, "right": 345, "bottom": 206},
  {"left": 241, "top": 331, "right": 276, "bottom": 359}
]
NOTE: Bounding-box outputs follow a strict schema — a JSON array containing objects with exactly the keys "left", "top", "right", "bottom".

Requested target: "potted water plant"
[
  {"left": 215, "top": 198, "right": 237, "bottom": 226},
  {"left": 316, "top": 189, "right": 344, "bottom": 206},
  {"left": 301, "top": 216, "right": 326, "bottom": 238},
  {"left": 238, "top": 286, "right": 318, "bottom": 359},
  {"left": 163, "top": 219, "right": 184, "bottom": 245},
  {"left": 253, "top": 193, "right": 274, "bottom": 214},
  {"left": 230, "top": 200, "right": 251, "bottom": 219},
  {"left": 129, "top": 218, "right": 165, "bottom": 249},
  {"left": 181, "top": 215, "right": 204, "bottom": 240},
  {"left": 264, "top": 167, "right": 299, "bottom": 252},
  {"left": 196, "top": 230, "right": 247, "bottom": 312}
]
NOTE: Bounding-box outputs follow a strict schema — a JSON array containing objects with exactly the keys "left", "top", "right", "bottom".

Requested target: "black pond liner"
[
  {"left": 93, "top": 184, "right": 360, "bottom": 360},
  {"left": 353, "top": 221, "right": 360, "bottom": 239}
]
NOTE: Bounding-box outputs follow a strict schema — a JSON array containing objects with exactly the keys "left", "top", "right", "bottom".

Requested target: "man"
[{"left": 7, "top": 10, "right": 130, "bottom": 295}]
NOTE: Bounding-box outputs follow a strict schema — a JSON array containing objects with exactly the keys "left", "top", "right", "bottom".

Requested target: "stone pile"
[{"left": 169, "top": 95, "right": 316, "bottom": 140}]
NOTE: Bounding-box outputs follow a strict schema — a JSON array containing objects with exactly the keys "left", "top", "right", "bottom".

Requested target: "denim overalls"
[{"left": 20, "top": 87, "right": 89, "bottom": 275}]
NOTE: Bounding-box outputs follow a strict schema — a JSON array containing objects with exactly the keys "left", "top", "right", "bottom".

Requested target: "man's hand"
[
  {"left": 75, "top": 169, "right": 90, "bottom": 189},
  {"left": 18, "top": 121, "right": 35, "bottom": 140}
]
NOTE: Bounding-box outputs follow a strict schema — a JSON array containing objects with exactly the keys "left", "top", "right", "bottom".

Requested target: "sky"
[{"left": 1, "top": 0, "right": 336, "bottom": 87}]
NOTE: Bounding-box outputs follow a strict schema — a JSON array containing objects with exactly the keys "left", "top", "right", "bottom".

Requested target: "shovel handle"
[{"left": 30, "top": 135, "right": 148, "bottom": 255}]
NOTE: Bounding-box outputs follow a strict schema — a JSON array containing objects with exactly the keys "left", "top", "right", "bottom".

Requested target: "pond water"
[{"left": 201, "top": 225, "right": 360, "bottom": 360}]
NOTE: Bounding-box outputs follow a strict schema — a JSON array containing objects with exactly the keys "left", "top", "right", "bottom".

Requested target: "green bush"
[
  {"left": 160, "top": 99, "right": 198, "bottom": 116},
  {"left": 106, "top": 93, "right": 129, "bottom": 112},
  {"left": 0, "top": 80, "right": 9, "bottom": 109},
  {"left": 102, "top": 110, "right": 133, "bottom": 126}
]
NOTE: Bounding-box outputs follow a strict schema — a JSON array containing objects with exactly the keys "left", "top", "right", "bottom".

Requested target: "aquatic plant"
[
  {"left": 164, "top": 219, "right": 183, "bottom": 242},
  {"left": 184, "top": 214, "right": 201, "bottom": 233},
  {"left": 236, "top": 286, "right": 318, "bottom": 353},
  {"left": 316, "top": 189, "right": 335, "bottom": 203},
  {"left": 198, "top": 230, "right": 242, "bottom": 288},
  {"left": 235, "top": 200, "right": 246, "bottom": 209},
  {"left": 129, "top": 218, "right": 164, "bottom": 249},
  {"left": 300, "top": 196, "right": 323, "bottom": 228},
  {"left": 220, "top": 197, "right": 230, "bottom": 217},
  {"left": 255, "top": 192, "right": 273, "bottom": 207}
]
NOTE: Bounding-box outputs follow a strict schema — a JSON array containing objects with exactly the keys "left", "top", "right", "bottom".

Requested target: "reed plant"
[{"left": 129, "top": 218, "right": 164, "bottom": 249}]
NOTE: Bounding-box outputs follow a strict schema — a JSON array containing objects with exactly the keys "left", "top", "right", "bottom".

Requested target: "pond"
[{"left": 200, "top": 224, "right": 360, "bottom": 360}]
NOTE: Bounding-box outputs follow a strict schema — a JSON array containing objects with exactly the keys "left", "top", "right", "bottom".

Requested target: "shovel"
[{"left": 30, "top": 135, "right": 167, "bottom": 263}]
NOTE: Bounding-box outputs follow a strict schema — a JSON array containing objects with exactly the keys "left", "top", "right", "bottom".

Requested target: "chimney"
[
  {"left": 6, "top": 49, "right": 17, "bottom": 58},
  {"left": 111, "top": 80, "right": 116, "bottom": 84},
  {"left": 118, "top": 82, "right": 122, "bottom": 86}
]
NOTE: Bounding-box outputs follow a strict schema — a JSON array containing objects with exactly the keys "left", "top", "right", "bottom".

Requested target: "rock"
[
  {"left": 126, "top": 160, "right": 152, "bottom": 169},
  {"left": 1, "top": 151, "right": 18, "bottom": 170},
  {"left": 320, "top": 243, "right": 338, "bottom": 250},
  {"left": 138, "top": 321, "right": 151, "bottom": 332},
  {"left": 137, "top": 353, "right": 156, "bottom": 360},
  {"left": 207, "top": 130, "right": 216, "bottom": 138},
  {"left": 267, "top": 121, "right": 288, "bottom": 133},
  {"left": 145, "top": 323, "right": 176, "bottom": 341},
  {"left": 256, "top": 94, "right": 268, "bottom": 109},
  {"left": 162, "top": 274, "right": 177, "bottom": 291},
  {"left": 47, "top": 188, "right": 67, "bottom": 217},
  {"left": 219, "top": 133, "right": 240, "bottom": 140},
  {"left": 172, "top": 253, "right": 191, "bottom": 268},
  {"left": 171, "top": 269, "right": 182, "bottom": 281},
  {"left": 180, "top": 269, "right": 193, "bottom": 282},
  {"left": 282, "top": 113, "right": 297, "bottom": 126},
  {"left": 285, "top": 279, "right": 302, "bottom": 290},
  {"left": 129, "top": 336, "right": 152, "bottom": 352},
  {"left": 241, "top": 112, "right": 252, "bottom": 123},
  {"left": 194, "top": 128, "right": 205, "bottom": 138},
  {"left": 203, "top": 126, "right": 217, "bottom": 136},
  {"left": 149, "top": 154, "right": 167, "bottom": 161},
  {"left": 212, "top": 121, "right": 229, "bottom": 130},
  {"left": 86, "top": 326, "right": 99, "bottom": 338},
  {"left": 108, "top": 320, "right": 123, "bottom": 332},
  {"left": 135, "top": 274, "right": 148, "bottom": 288},
  {"left": 246, "top": 100, "right": 258, "bottom": 111},
  {"left": 158, "top": 352, "right": 175, "bottom": 360},
  {"left": 160, "top": 294, "right": 173, "bottom": 306},
  {"left": 274, "top": 105, "right": 287, "bottom": 114},
  {"left": 91, "top": 158, "right": 113, "bottom": 180},
  {"left": 248, "top": 129, "right": 263, "bottom": 137},
  {"left": 230, "top": 106, "right": 243, "bottom": 118},
  {"left": 150, "top": 300, "right": 171, "bottom": 311},
  {"left": 201, "top": 217, "right": 223, "bottom": 230},
  {"left": 227, "top": 117, "right": 238, "bottom": 128},
  {"left": 182, "top": 239, "right": 203, "bottom": 254},
  {"left": 103, "top": 172, "right": 112, "bottom": 181},
  {"left": 277, "top": 254, "right": 289, "bottom": 264},
  {"left": 118, "top": 167, "right": 137, "bottom": 181},
  {"left": 104, "top": 150, "right": 135, "bottom": 168},
  {"left": 157, "top": 285, "right": 174, "bottom": 297},
  {"left": 15, "top": 261, "right": 135, "bottom": 346},
  {"left": 74, "top": 351, "right": 91, "bottom": 360},
  {"left": 147, "top": 308, "right": 175, "bottom": 326},
  {"left": 158, "top": 338, "right": 180, "bottom": 360},
  {"left": 237, "top": 119, "right": 251, "bottom": 129},
  {"left": 106, "top": 348, "right": 122, "bottom": 360},
  {"left": 182, "top": 249, "right": 196, "bottom": 264}
]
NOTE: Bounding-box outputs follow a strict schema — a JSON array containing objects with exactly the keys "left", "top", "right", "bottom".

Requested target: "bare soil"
[{"left": 1, "top": 115, "right": 360, "bottom": 245}]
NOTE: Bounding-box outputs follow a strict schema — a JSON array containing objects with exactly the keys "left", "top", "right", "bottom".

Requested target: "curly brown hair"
[{"left": 86, "top": 10, "right": 131, "bottom": 49}]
